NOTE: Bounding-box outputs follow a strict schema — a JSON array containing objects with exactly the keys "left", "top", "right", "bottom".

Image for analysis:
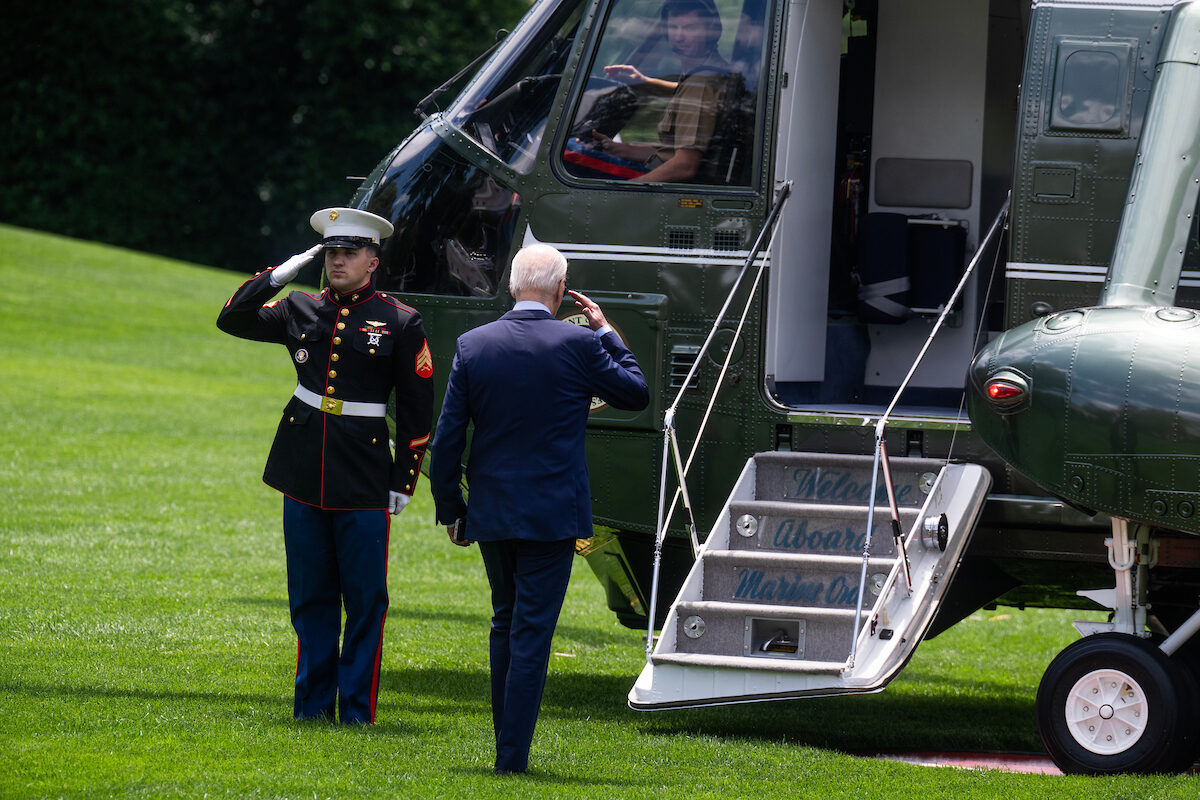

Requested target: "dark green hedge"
[{"left": 2, "top": 0, "right": 529, "bottom": 271}]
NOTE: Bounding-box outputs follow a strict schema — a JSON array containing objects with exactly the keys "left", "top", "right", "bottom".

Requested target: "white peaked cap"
[{"left": 309, "top": 207, "right": 394, "bottom": 247}]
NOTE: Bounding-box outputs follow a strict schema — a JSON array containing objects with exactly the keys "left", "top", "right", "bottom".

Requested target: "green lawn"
[{"left": 0, "top": 223, "right": 1194, "bottom": 798}]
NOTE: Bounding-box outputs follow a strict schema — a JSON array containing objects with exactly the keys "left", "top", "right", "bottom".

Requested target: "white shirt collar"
[
  {"left": 512, "top": 299, "right": 614, "bottom": 337},
  {"left": 513, "top": 300, "right": 553, "bottom": 315}
]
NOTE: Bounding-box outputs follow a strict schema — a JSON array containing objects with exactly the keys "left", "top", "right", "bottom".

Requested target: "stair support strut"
[{"left": 849, "top": 197, "right": 1010, "bottom": 669}]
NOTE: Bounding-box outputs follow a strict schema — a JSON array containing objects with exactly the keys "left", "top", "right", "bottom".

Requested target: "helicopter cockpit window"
[
  {"left": 447, "top": 0, "right": 587, "bottom": 173},
  {"left": 561, "top": 0, "right": 770, "bottom": 186}
]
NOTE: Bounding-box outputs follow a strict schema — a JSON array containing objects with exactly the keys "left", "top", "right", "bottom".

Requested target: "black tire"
[
  {"left": 1163, "top": 633, "right": 1200, "bottom": 772},
  {"left": 1036, "top": 633, "right": 1194, "bottom": 775},
  {"left": 1147, "top": 628, "right": 1200, "bottom": 772}
]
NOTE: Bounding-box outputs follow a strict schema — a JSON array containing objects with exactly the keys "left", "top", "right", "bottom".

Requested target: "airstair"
[
  {"left": 629, "top": 189, "right": 1007, "bottom": 710},
  {"left": 628, "top": 451, "right": 990, "bottom": 708}
]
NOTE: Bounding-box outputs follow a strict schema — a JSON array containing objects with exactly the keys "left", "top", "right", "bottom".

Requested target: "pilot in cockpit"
[{"left": 568, "top": 0, "right": 735, "bottom": 184}]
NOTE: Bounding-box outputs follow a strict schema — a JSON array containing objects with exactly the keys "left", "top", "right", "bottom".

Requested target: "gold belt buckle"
[{"left": 321, "top": 397, "right": 344, "bottom": 416}]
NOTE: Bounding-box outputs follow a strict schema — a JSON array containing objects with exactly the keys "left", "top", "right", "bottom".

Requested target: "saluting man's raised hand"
[
  {"left": 567, "top": 290, "right": 609, "bottom": 331},
  {"left": 270, "top": 244, "right": 324, "bottom": 287}
]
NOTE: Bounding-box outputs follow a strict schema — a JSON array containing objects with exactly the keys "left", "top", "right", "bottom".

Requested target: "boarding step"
[
  {"left": 667, "top": 600, "right": 867, "bottom": 664},
  {"left": 701, "top": 551, "right": 897, "bottom": 611},
  {"left": 630, "top": 457, "right": 993, "bottom": 709},
  {"left": 726, "top": 500, "right": 917, "bottom": 558},
  {"left": 650, "top": 652, "right": 846, "bottom": 675},
  {"left": 751, "top": 451, "right": 940, "bottom": 509}
]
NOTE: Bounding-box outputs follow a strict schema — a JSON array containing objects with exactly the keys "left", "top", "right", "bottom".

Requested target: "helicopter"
[{"left": 344, "top": 0, "right": 1200, "bottom": 774}]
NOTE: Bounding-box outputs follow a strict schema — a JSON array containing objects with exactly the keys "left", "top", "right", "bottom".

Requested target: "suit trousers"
[
  {"left": 282, "top": 497, "right": 390, "bottom": 724},
  {"left": 478, "top": 537, "right": 576, "bottom": 773}
]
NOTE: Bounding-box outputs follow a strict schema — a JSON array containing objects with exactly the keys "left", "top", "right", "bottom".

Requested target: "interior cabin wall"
[
  {"left": 860, "top": 0, "right": 989, "bottom": 394},
  {"left": 980, "top": 0, "right": 1027, "bottom": 332},
  {"left": 764, "top": 0, "right": 843, "bottom": 386},
  {"left": 982, "top": 0, "right": 1026, "bottom": 228}
]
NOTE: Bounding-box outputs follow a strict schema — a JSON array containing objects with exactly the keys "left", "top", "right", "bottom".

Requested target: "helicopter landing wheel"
[{"left": 1036, "top": 633, "right": 1195, "bottom": 774}]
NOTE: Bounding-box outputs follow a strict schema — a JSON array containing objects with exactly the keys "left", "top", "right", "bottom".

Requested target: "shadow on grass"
[
  {"left": 446, "top": 765, "right": 651, "bottom": 787},
  {"left": 386, "top": 604, "right": 641, "bottom": 650},
  {"left": 387, "top": 605, "right": 487, "bottom": 627},
  {"left": 227, "top": 595, "right": 289, "bottom": 609},
  {"left": 0, "top": 679, "right": 280, "bottom": 706},
  {"left": 632, "top": 692, "right": 1041, "bottom": 753},
  {"left": 379, "top": 667, "right": 1041, "bottom": 753},
  {"left": 0, "top": 678, "right": 438, "bottom": 735},
  {"left": 0, "top": 666, "right": 1040, "bottom": 754}
]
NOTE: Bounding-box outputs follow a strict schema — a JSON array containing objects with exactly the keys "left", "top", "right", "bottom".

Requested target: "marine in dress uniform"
[{"left": 217, "top": 208, "right": 434, "bottom": 724}]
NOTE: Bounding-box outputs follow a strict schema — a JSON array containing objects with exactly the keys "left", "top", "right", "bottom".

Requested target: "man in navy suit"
[{"left": 429, "top": 243, "right": 648, "bottom": 774}]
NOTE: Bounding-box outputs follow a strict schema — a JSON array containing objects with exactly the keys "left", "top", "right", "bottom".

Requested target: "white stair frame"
[{"left": 629, "top": 456, "right": 990, "bottom": 709}]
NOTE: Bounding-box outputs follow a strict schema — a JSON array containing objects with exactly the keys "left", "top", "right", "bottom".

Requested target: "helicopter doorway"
[{"left": 766, "top": 0, "right": 1020, "bottom": 415}]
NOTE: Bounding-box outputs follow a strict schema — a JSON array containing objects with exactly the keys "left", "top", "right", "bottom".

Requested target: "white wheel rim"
[{"left": 1064, "top": 667, "right": 1148, "bottom": 755}]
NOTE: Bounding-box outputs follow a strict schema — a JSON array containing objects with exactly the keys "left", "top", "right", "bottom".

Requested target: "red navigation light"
[
  {"left": 987, "top": 380, "right": 1023, "bottom": 401},
  {"left": 978, "top": 369, "right": 1029, "bottom": 411}
]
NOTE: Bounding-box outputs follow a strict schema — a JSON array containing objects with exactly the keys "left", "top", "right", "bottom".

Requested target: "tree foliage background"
[{"left": 2, "top": 0, "right": 530, "bottom": 271}]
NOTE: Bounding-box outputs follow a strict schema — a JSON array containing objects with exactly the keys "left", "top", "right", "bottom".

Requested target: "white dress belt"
[{"left": 293, "top": 384, "right": 387, "bottom": 418}]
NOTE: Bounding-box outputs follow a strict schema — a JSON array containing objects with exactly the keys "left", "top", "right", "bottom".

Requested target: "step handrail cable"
[
  {"left": 848, "top": 194, "right": 1010, "bottom": 669},
  {"left": 645, "top": 181, "right": 792, "bottom": 659}
]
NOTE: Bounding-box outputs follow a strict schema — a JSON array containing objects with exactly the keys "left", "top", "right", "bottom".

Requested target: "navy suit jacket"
[{"left": 429, "top": 308, "right": 649, "bottom": 542}]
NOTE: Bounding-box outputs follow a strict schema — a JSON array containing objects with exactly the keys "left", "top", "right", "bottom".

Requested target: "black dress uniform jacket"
[{"left": 218, "top": 267, "right": 434, "bottom": 510}]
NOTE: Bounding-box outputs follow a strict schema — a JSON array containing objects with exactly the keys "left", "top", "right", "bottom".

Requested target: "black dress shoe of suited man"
[{"left": 494, "top": 768, "right": 526, "bottom": 776}]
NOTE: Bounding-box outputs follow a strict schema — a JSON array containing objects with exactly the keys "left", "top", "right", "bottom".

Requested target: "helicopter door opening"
[{"left": 767, "top": 0, "right": 1019, "bottom": 414}]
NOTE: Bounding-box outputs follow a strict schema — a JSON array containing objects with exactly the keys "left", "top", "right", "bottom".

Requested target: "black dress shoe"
[{"left": 494, "top": 768, "right": 526, "bottom": 776}]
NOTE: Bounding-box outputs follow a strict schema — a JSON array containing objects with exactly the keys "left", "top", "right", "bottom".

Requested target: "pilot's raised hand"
[
  {"left": 603, "top": 64, "right": 649, "bottom": 84},
  {"left": 269, "top": 244, "right": 324, "bottom": 287}
]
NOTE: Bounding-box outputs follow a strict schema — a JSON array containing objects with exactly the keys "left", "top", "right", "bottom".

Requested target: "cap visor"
[{"left": 322, "top": 236, "right": 375, "bottom": 249}]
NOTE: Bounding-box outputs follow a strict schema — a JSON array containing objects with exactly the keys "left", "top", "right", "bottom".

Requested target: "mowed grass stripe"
[{"left": 0, "top": 223, "right": 1193, "bottom": 797}]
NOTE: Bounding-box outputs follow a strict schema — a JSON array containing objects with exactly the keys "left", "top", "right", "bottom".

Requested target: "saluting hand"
[
  {"left": 270, "top": 244, "right": 323, "bottom": 287},
  {"left": 567, "top": 290, "right": 608, "bottom": 331}
]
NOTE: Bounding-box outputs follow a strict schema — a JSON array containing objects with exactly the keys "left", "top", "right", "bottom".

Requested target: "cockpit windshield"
[
  {"left": 447, "top": 0, "right": 588, "bottom": 173},
  {"left": 363, "top": 127, "right": 520, "bottom": 297}
]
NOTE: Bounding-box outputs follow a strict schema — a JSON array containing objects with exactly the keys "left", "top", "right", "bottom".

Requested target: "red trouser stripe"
[{"left": 368, "top": 511, "right": 392, "bottom": 723}]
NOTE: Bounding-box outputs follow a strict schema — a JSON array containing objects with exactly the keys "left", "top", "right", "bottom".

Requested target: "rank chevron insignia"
[{"left": 414, "top": 340, "right": 433, "bottom": 378}]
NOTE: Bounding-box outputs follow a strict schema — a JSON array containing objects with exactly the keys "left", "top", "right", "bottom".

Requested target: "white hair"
[{"left": 509, "top": 244, "right": 567, "bottom": 296}]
